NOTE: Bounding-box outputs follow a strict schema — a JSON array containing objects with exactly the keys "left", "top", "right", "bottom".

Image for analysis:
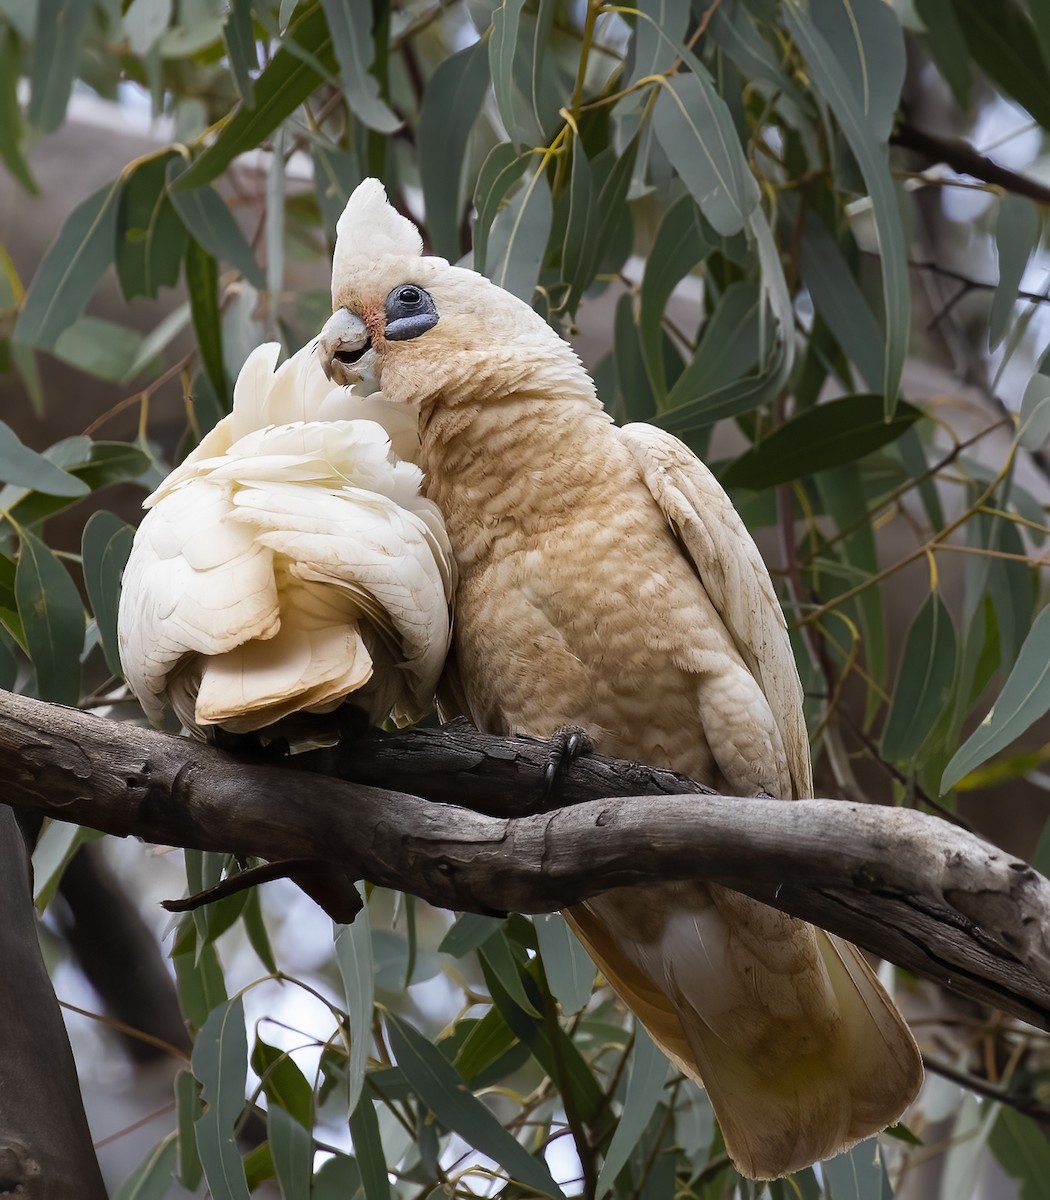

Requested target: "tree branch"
[
  {"left": 892, "top": 118, "right": 1050, "bottom": 206},
  {"left": 4, "top": 688, "right": 1050, "bottom": 1031}
]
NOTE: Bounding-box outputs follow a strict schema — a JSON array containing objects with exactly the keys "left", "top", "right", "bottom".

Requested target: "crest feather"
[{"left": 332, "top": 179, "right": 423, "bottom": 297}]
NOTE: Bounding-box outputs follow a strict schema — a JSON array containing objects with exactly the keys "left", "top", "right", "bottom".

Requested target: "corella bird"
[
  {"left": 118, "top": 339, "right": 454, "bottom": 741},
  {"left": 316, "top": 179, "right": 923, "bottom": 1179}
]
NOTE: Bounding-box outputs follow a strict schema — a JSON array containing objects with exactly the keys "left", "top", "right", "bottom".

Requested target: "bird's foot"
[{"left": 542, "top": 725, "right": 594, "bottom": 797}]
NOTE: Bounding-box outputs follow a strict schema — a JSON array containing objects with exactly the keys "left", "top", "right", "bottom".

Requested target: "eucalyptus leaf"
[
  {"left": 990, "top": 195, "right": 1040, "bottom": 351},
  {"left": 167, "top": 163, "right": 265, "bottom": 289},
  {"left": 15, "top": 530, "right": 84, "bottom": 705},
  {"left": 0, "top": 423, "right": 89, "bottom": 496},
  {"left": 534, "top": 913, "right": 595, "bottom": 1015},
  {"left": 785, "top": 0, "right": 910, "bottom": 414},
  {"left": 882, "top": 593, "right": 957, "bottom": 763},
  {"left": 800, "top": 212, "right": 885, "bottom": 393},
  {"left": 810, "top": 0, "right": 905, "bottom": 142},
  {"left": 322, "top": 0, "right": 400, "bottom": 133},
  {"left": 1019, "top": 373, "right": 1050, "bottom": 450},
  {"left": 721, "top": 395, "right": 922, "bottom": 489},
  {"left": 13, "top": 180, "right": 120, "bottom": 350},
  {"left": 193, "top": 998, "right": 252, "bottom": 1200},
  {"left": 941, "top": 604, "right": 1050, "bottom": 793},
  {"left": 175, "top": 1070, "right": 204, "bottom": 1190},
  {"left": 268, "top": 1105, "right": 312, "bottom": 1200},
  {"left": 594, "top": 1031, "right": 669, "bottom": 1196},
  {"left": 385, "top": 1012, "right": 565, "bottom": 1198},
  {"left": 0, "top": 28, "right": 36, "bottom": 193},
  {"left": 347, "top": 1091, "right": 390, "bottom": 1200},
  {"left": 419, "top": 41, "right": 491, "bottom": 259},
  {"left": 486, "top": 163, "right": 552, "bottom": 302},
  {"left": 334, "top": 890, "right": 374, "bottom": 1117},
  {"left": 252, "top": 1038, "right": 314, "bottom": 1128},
  {"left": 28, "top": 0, "right": 90, "bottom": 133},
  {"left": 223, "top": 0, "right": 258, "bottom": 107},
  {"left": 176, "top": 3, "right": 337, "bottom": 189},
  {"left": 652, "top": 71, "right": 760, "bottom": 237},
  {"left": 113, "top": 1135, "right": 178, "bottom": 1200}
]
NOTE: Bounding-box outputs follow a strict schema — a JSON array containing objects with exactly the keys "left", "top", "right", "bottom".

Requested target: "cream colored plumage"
[
  {"left": 317, "top": 179, "right": 923, "bottom": 1179},
  {"left": 117, "top": 339, "right": 454, "bottom": 738}
]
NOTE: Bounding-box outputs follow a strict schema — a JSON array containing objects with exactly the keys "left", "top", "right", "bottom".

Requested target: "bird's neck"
[{"left": 415, "top": 359, "right": 614, "bottom": 557}]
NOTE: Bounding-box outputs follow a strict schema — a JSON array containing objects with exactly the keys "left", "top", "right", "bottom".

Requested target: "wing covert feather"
[{"left": 620, "top": 422, "right": 812, "bottom": 799}]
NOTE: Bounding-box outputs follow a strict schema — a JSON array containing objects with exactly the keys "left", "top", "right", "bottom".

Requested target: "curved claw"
[{"left": 542, "top": 724, "right": 594, "bottom": 799}]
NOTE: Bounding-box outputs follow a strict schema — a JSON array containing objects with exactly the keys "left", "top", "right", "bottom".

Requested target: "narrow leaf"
[
  {"left": 534, "top": 913, "right": 595, "bottom": 1015},
  {"left": 0, "top": 29, "right": 36, "bottom": 193},
  {"left": 800, "top": 212, "right": 885, "bottom": 393},
  {"left": 117, "top": 150, "right": 187, "bottom": 301},
  {"left": 252, "top": 1037, "right": 314, "bottom": 1128},
  {"left": 347, "top": 1091, "right": 391, "bottom": 1200},
  {"left": 882, "top": 593, "right": 957, "bottom": 762},
  {"left": 990, "top": 195, "right": 1039, "bottom": 351},
  {"left": 193, "top": 998, "right": 251, "bottom": 1200},
  {"left": 439, "top": 912, "right": 503, "bottom": 957},
  {"left": 113, "top": 1135, "right": 178, "bottom": 1200},
  {"left": 15, "top": 530, "right": 84, "bottom": 705},
  {"left": 721, "top": 395, "right": 923, "bottom": 489},
  {"left": 479, "top": 929, "right": 540, "bottom": 1016},
  {"left": 268, "top": 1105, "right": 311, "bottom": 1200},
  {"left": 595, "top": 1031, "right": 669, "bottom": 1196},
  {"left": 950, "top": 0, "right": 1050, "bottom": 131},
  {"left": 489, "top": 0, "right": 529, "bottom": 146},
  {"left": 224, "top": 0, "right": 258, "bottom": 107},
  {"left": 1019, "top": 373, "right": 1050, "bottom": 450},
  {"left": 185, "top": 239, "right": 228, "bottom": 404},
  {"left": 321, "top": 0, "right": 400, "bottom": 133},
  {"left": 652, "top": 71, "right": 760, "bottom": 236},
  {"left": 176, "top": 3, "right": 337, "bottom": 190},
  {"left": 334, "top": 892, "right": 374, "bottom": 1117},
  {"left": 990, "top": 1105, "right": 1050, "bottom": 1199},
  {"left": 168, "top": 162, "right": 265, "bottom": 288},
  {"left": 175, "top": 1070, "right": 204, "bottom": 1190},
  {"left": 28, "top": 0, "right": 90, "bottom": 133},
  {"left": 640, "top": 196, "right": 715, "bottom": 398},
  {"left": 485, "top": 162, "right": 552, "bottom": 302},
  {"left": 419, "top": 41, "right": 491, "bottom": 259},
  {"left": 0, "top": 422, "right": 89, "bottom": 496},
  {"left": 941, "top": 603, "right": 1050, "bottom": 793},
  {"left": 13, "top": 181, "right": 120, "bottom": 350},
  {"left": 785, "top": 0, "right": 911, "bottom": 413},
  {"left": 810, "top": 0, "right": 905, "bottom": 141},
  {"left": 386, "top": 1012, "right": 565, "bottom": 1198},
  {"left": 472, "top": 143, "right": 527, "bottom": 275}
]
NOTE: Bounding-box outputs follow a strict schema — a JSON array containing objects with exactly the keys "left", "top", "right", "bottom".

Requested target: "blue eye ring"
[{"left": 385, "top": 284, "right": 439, "bottom": 342}]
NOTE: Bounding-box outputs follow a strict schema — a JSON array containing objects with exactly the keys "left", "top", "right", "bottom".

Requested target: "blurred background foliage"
[{"left": 4, "top": 0, "right": 1050, "bottom": 1195}]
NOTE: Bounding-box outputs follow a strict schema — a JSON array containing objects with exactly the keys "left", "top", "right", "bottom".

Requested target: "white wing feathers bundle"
[{"left": 117, "top": 341, "right": 454, "bottom": 737}]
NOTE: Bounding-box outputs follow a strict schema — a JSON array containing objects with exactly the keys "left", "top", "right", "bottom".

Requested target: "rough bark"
[
  {"left": 0, "top": 804, "right": 108, "bottom": 1198},
  {"left": 4, "top": 688, "right": 1050, "bottom": 1031}
]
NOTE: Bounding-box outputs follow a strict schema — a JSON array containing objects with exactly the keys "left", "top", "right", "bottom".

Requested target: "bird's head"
[{"left": 317, "top": 179, "right": 593, "bottom": 411}]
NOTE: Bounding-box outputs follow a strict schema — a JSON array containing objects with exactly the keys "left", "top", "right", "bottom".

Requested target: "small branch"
[
  {"left": 160, "top": 858, "right": 325, "bottom": 912},
  {"left": 3, "top": 689, "right": 1050, "bottom": 1031},
  {"left": 892, "top": 119, "right": 1050, "bottom": 207},
  {"left": 922, "top": 1054, "right": 1050, "bottom": 1128}
]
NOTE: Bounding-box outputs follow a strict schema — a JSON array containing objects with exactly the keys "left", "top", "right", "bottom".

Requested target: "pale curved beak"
[{"left": 318, "top": 308, "right": 373, "bottom": 387}]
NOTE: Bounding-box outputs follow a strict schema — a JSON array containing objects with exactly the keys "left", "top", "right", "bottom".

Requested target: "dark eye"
[{"left": 385, "top": 284, "right": 439, "bottom": 342}]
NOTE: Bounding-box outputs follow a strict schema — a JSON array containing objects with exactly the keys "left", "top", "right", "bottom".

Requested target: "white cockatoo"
[
  {"left": 314, "top": 178, "right": 923, "bottom": 1180},
  {"left": 117, "top": 339, "right": 454, "bottom": 740}
]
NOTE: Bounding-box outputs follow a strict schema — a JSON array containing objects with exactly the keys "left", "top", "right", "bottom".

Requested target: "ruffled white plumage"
[{"left": 117, "top": 342, "right": 454, "bottom": 737}]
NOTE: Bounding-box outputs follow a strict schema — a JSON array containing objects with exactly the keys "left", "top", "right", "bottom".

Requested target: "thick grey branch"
[{"left": 3, "top": 688, "right": 1050, "bottom": 1031}]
